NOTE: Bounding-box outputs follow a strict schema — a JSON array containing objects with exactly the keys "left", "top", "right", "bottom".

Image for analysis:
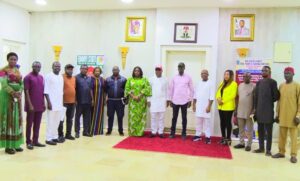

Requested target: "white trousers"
[
  {"left": 151, "top": 112, "right": 165, "bottom": 134},
  {"left": 195, "top": 117, "right": 211, "bottom": 138},
  {"left": 46, "top": 110, "right": 62, "bottom": 141}
]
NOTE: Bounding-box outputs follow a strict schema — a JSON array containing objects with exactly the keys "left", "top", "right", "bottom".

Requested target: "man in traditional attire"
[
  {"left": 148, "top": 65, "right": 168, "bottom": 138},
  {"left": 234, "top": 72, "right": 255, "bottom": 151},
  {"left": 24, "top": 61, "right": 46, "bottom": 149},
  {"left": 44, "top": 62, "right": 64, "bottom": 145},
  {"left": 272, "top": 67, "right": 300, "bottom": 163},
  {"left": 253, "top": 66, "right": 279, "bottom": 156},
  {"left": 192, "top": 69, "right": 214, "bottom": 144}
]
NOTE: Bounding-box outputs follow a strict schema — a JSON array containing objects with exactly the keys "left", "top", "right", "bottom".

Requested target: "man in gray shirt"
[{"left": 234, "top": 72, "right": 255, "bottom": 151}]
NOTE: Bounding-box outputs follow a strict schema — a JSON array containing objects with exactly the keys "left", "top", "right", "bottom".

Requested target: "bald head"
[{"left": 201, "top": 69, "right": 209, "bottom": 81}]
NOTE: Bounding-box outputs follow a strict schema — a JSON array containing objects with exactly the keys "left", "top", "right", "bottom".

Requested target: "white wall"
[
  {"left": 155, "top": 8, "right": 220, "bottom": 134},
  {"left": 0, "top": 2, "right": 30, "bottom": 74},
  {"left": 218, "top": 8, "right": 300, "bottom": 84},
  {"left": 29, "top": 10, "right": 156, "bottom": 77}
]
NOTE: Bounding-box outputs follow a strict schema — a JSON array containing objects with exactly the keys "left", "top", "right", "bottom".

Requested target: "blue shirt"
[
  {"left": 105, "top": 75, "right": 127, "bottom": 99},
  {"left": 76, "top": 74, "right": 92, "bottom": 104}
]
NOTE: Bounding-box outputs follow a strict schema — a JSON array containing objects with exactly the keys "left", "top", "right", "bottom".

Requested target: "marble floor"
[{"left": 0, "top": 123, "right": 299, "bottom": 181}]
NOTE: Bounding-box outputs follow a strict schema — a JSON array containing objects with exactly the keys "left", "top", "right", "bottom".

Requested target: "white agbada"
[
  {"left": 44, "top": 72, "right": 64, "bottom": 141},
  {"left": 194, "top": 80, "right": 214, "bottom": 118},
  {"left": 148, "top": 76, "right": 168, "bottom": 113},
  {"left": 44, "top": 72, "right": 64, "bottom": 111}
]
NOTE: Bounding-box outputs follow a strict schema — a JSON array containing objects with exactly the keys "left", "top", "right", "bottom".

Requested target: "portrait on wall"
[
  {"left": 174, "top": 23, "right": 198, "bottom": 43},
  {"left": 230, "top": 14, "right": 255, "bottom": 41},
  {"left": 125, "top": 17, "right": 146, "bottom": 42}
]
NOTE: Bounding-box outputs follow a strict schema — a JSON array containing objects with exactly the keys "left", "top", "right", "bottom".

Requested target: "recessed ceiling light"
[
  {"left": 121, "top": 0, "right": 134, "bottom": 4},
  {"left": 35, "top": 0, "right": 47, "bottom": 6}
]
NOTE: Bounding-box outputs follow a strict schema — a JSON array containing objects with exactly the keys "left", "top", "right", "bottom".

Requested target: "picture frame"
[
  {"left": 230, "top": 14, "right": 255, "bottom": 41},
  {"left": 174, "top": 23, "right": 198, "bottom": 43},
  {"left": 125, "top": 17, "right": 146, "bottom": 42}
]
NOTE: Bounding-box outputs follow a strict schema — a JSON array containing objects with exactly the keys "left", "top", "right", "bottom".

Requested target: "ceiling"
[{"left": 3, "top": 0, "right": 300, "bottom": 12}]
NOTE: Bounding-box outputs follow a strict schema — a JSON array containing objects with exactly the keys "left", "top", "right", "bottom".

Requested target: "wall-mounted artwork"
[
  {"left": 230, "top": 14, "right": 255, "bottom": 41},
  {"left": 174, "top": 23, "right": 198, "bottom": 43},
  {"left": 125, "top": 17, "right": 146, "bottom": 42}
]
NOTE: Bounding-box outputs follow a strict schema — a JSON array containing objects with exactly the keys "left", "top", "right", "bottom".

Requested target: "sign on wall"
[
  {"left": 235, "top": 59, "right": 271, "bottom": 84},
  {"left": 76, "top": 55, "right": 105, "bottom": 76}
]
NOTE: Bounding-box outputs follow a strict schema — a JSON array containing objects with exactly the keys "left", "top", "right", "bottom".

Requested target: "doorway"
[{"left": 161, "top": 45, "right": 212, "bottom": 134}]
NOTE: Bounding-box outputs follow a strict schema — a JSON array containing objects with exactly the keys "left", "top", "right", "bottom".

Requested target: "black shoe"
[
  {"left": 33, "top": 142, "right": 46, "bottom": 147},
  {"left": 15, "top": 147, "right": 23, "bottom": 152},
  {"left": 27, "top": 144, "right": 34, "bottom": 150},
  {"left": 5, "top": 148, "right": 15, "bottom": 154},
  {"left": 234, "top": 144, "right": 245, "bottom": 149},
  {"left": 169, "top": 134, "right": 175, "bottom": 139},
  {"left": 205, "top": 137, "right": 211, "bottom": 144},
  {"left": 149, "top": 133, "right": 156, "bottom": 138},
  {"left": 75, "top": 133, "right": 80, "bottom": 138},
  {"left": 83, "top": 133, "right": 92, "bottom": 137},
  {"left": 265, "top": 151, "right": 272, "bottom": 156},
  {"left": 52, "top": 139, "right": 59, "bottom": 143},
  {"left": 253, "top": 148, "right": 265, "bottom": 153},
  {"left": 272, "top": 153, "right": 285, "bottom": 159},
  {"left": 290, "top": 156, "right": 297, "bottom": 163},
  {"left": 221, "top": 139, "right": 231, "bottom": 146},
  {"left": 226, "top": 139, "right": 232, "bottom": 146},
  {"left": 181, "top": 135, "right": 186, "bottom": 140},
  {"left": 105, "top": 132, "right": 111, "bottom": 136},
  {"left": 159, "top": 134, "right": 165, "bottom": 138},
  {"left": 65, "top": 135, "right": 75, "bottom": 140},
  {"left": 58, "top": 137, "right": 65, "bottom": 143},
  {"left": 245, "top": 146, "right": 251, "bottom": 152},
  {"left": 218, "top": 138, "right": 225, "bottom": 144},
  {"left": 119, "top": 132, "right": 125, "bottom": 136},
  {"left": 46, "top": 140, "right": 57, "bottom": 145},
  {"left": 192, "top": 136, "right": 201, "bottom": 142}
]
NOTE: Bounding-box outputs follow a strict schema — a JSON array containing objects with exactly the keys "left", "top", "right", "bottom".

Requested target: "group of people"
[
  {"left": 219, "top": 66, "right": 300, "bottom": 164},
  {"left": 0, "top": 52, "right": 299, "bottom": 164}
]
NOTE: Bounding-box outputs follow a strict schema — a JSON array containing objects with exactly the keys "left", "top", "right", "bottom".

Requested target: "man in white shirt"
[
  {"left": 148, "top": 65, "right": 168, "bottom": 138},
  {"left": 44, "top": 62, "right": 64, "bottom": 145},
  {"left": 192, "top": 69, "right": 214, "bottom": 144}
]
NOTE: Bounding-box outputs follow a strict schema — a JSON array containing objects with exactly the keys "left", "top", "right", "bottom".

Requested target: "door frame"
[{"left": 161, "top": 45, "right": 212, "bottom": 77}]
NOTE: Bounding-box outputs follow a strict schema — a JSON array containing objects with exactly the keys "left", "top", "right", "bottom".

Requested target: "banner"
[
  {"left": 76, "top": 55, "right": 105, "bottom": 76},
  {"left": 235, "top": 59, "right": 271, "bottom": 84}
]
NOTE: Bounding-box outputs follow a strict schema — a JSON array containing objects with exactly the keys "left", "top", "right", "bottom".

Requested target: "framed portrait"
[
  {"left": 230, "top": 14, "right": 255, "bottom": 41},
  {"left": 125, "top": 17, "right": 146, "bottom": 42},
  {"left": 174, "top": 23, "right": 198, "bottom": 43}
]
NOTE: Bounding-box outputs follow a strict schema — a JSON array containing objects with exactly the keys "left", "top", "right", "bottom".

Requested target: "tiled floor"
[{"left": 0, "top": 123, "right": 299, "bottom": 181}]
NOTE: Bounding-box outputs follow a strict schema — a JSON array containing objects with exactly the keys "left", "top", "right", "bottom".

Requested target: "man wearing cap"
[
  {"left": 105, "top": 66, "right": 127, "bottom": 136},
  {"left": 58, "top": 64, "right": 76, "bottom": 141},
  {"left": 253, "top": 66, "right": 279, "bottom": 156},
  {"left": 148, "top": 65, "right": 168, "bottom": 138},
  {"left": 272, "top": 67, "right": 300, "bottom": 163},
  {"left": 168, "top": 62, "right": 194, "bottom": 140}
]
